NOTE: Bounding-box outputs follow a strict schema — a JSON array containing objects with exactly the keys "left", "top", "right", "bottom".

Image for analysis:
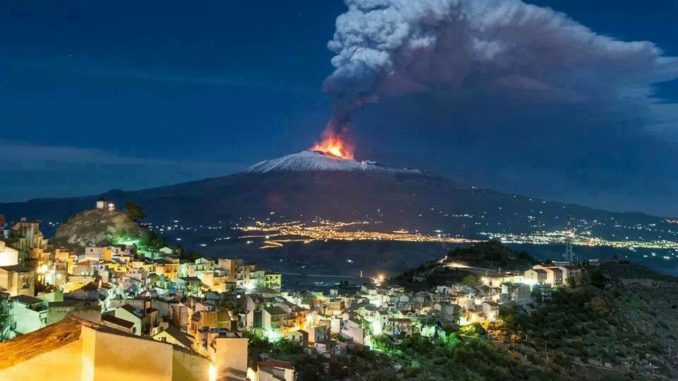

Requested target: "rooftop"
[
  {"left": 102, "top": 314, "right": 136, "bottom": 329},
  {"left": 257, "top": 359, "right": 295, "bottom": 371},
  {"left": 263, "top": 306, "right": 288, "bottom": 316},
  {"left": 0, "top": 318, "right": 85, "bottom": 369},
  {"left": 11, "top": 295, "right": 44, "bottom": 306}
]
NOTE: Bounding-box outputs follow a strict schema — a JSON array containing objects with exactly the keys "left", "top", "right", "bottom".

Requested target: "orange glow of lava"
[{"left": 310, "top": 133, "right": 354, "bottom": 160}]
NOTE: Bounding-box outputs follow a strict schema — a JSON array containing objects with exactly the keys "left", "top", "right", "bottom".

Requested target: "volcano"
[{"left": 0, "top": 151, "right": 668, "bottom": 243}]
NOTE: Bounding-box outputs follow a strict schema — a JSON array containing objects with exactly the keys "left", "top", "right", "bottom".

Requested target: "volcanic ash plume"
[{"left": 321, "top": 0, "right": 678, "bottom": 119}]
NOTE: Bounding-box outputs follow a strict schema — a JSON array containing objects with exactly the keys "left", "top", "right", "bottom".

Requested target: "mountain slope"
[
  {"left": 246, "top": 151, "right": 423, "bottom": 174},
  {"left": 0, "top": 151, "right": 671, "bottom": 243}
]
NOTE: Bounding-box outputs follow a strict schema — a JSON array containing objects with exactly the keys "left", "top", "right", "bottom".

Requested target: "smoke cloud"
[{"left": 324, "top": 0, "right": 678, "bottom": 111}]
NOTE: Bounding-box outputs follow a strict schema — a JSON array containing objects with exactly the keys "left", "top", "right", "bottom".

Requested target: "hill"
[
  {"left": 385, "top": 243, "right": 678, "bottom": 380},
  {"left": 445, "top": 240, "right": 538, "bottom": 270},
  {"left": 391, "top": 241, "right": 538, "bottom": 292},
  {"left": 499, "top": 261, "right": 678, "bottom": 379},
  {"left": 50, "top": 208, "right": 150, "bottom": 252}
]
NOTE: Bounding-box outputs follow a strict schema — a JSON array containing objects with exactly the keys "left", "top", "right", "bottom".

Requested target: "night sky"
[{"left": 1, "top": 0, "right": 677, "bottom": 216}]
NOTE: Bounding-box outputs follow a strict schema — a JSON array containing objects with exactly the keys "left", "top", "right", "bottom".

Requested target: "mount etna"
[
  {"left": 1, "top": 151, "right": 675, "bottom": 277},
  {"left": 0, "top": 151, "right": 669, "bottom": 234}
]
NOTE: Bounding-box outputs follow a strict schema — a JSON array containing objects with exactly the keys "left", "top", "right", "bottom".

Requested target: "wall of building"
[
  {"left": 0, "top": 325, "right": 215, "bottom": 381},
  {"left": 0, "top": 340, "right": 82, "bottom": 381},
  {"left": 12, "top": 304, "right": 46, "bottom": 334},
  {"left": 113, "top": 308, "right": 142, "bottom": 336},
  {"left": 172, "top": 349, "right": 210, "bottom": 381},
  {"left": 214, "top": 337, "right": 248, "bottom": 379},
  {"left": 0, "top": 241, "right": 19, "bottom": 266},
  {"left": 91, "top": 329, "right": 174, "bottom": 381},
  {"left": 47, "top": 305, "right": 101, "bottom": 325}
]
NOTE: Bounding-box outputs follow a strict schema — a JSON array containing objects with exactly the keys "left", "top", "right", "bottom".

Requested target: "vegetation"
[
  {"left": 391, "top": 241, "right": 537, "bottom": 292},
  {"left": 391, "top": 263, "right": 473, "bottom": 292},
  {"left": 247, "top": 325, "right": 563, "bottom": 381},
  {"left": 179, "top": 249, "right": 204, "bottom": 262},
  {"left": 51, "top": 209, "right": 148, "bottom": 250},
  {"left": 385, "top": 243, "right": 677, "bottom": 379},
  {"left": 446, "top": 239, "right": 538, "bottom": 270},
  {"left": 138, "top": 230, "right": 166, "bottom": 253},
  {"left": 499, "top": 263, "right": 677, "bottom": 378},
  {"left": 125, "top": 202, "right": 146, "bottom": 222}
]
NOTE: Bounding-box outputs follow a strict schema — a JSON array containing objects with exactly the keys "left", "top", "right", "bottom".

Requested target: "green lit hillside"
[{"left": 50, "top": 208, "right": 154, "bottom": 252}]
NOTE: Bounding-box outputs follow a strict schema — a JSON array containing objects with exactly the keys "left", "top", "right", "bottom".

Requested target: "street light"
[{"left": 208, "top": 363, "right": 217, "bottom": 381}]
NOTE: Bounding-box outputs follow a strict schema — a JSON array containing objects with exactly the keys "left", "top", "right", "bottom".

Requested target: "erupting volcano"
[
  {"left": 310, "top": 133, "right": 354, "bottom": 160},
  {"left": 309, "top": 118, "right": 354, "bottom": 160}
]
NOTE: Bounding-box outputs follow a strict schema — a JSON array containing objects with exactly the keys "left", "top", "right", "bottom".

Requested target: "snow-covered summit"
[{"left": 244, "top": 151, "right": 422, "bottom": 174}]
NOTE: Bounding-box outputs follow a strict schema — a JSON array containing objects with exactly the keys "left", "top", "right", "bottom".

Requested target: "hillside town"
[{"left": 0, "top": 202, "right": 589, "bottom": 381}]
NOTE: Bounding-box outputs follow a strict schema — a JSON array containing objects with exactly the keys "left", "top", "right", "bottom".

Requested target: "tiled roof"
[{"left": 0, "top": 318, "right": 84, "bottom": 369}]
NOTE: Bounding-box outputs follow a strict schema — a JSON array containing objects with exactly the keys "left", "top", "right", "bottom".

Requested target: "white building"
[{"left": 0, "top": 241, "right": 19, "bottom": 267}]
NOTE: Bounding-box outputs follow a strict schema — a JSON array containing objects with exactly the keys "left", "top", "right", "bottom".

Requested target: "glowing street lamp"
[{"left": 208, "top": 363, "right": 217, "bottom": 381}]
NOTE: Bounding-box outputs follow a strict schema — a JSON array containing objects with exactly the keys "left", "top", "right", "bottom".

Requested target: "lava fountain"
[{"left": 310, "top": 119, "right": 355, "bottom": 160}]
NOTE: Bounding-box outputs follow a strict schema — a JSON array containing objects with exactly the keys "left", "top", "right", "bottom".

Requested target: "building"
[
  {"left": 248, "top": 359, "right": 295, "bottom": 381},
  {"left": 262, "top": 306, "right": 289, "bottom": 332},
  {"left": 189, "top": 310, "right": 233, "bottom": 335},
  {"left": 0, "top": 241, "right": 19, "bottom": 267},
  {"left": 286, "top": 329, "right": 309, "bottom": 347},
  {"left": 152, "top": 326, "right": 194, "bottom": 350},
  {"left": 524, "top": 268, "right": 547, "bottom": 285},
  {"left": 96, "top": 199, "right": 116, "bottom": 212},
  {"left": 116, "top": 303, "right": 161, "bottom": 336},
  {"left": 84, "top": 247, "right": 115, "bottom": 262},
  {"left": 47, "top": 300, "right": 101, "bottom": 326},
  {"left": 434, "top": 302, "right": 460, "bottom": 325},
  {"left": 113, "top": 304, "right": 144, "bottom": 335},
  {"left": 308, "top": 324, "right": 330, "bottom": 344},
  {"left": 102, "top": 314, "right": 137, "bottom": 334},
  {"left": 0, "top": 264, "right": 35, "bottom": 297},
  {"left": 9, "top": 219, "right": 47, "bottom": 252},
  {"left": 386, "top": 318, "right": 413, "bottom": 336},
  {"left": 9, "top": 295, "right": 47, "bottom": 335},
  {"left": 0, "top": 317, "right": 217, "bottom": 381},
  {"left": 264, "top": 272, "right": 282, "bottom": 290},
  {"left": 482, "top": 302, "right": 500, "bottom": 322},
  {"left": 340, "top": 319, "right": 365, "bottom": 345},
  {"left": 193, "top": 328, "right": 248, "bottom": 380}
]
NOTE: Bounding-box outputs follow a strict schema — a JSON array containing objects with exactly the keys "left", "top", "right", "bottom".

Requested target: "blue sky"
[{"left": 0, "top": 0, "right": 677, "bottom": 216}]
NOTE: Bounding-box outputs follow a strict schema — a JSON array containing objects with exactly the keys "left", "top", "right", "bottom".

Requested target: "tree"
[
  {"left": 589, "top": 268, "right": 606, "bottom": 289},
  {"left": 125, "top": 202, "right": 146, "bottom": 222},
  {"left": 462, "top": 274, "right": 480, "bottom": 287},
  {"left": 567, "top": 274, "right": 577, "bottom": 288},
  {"left": 180, "top": 250, "right": 203, "bottom": 262}
]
